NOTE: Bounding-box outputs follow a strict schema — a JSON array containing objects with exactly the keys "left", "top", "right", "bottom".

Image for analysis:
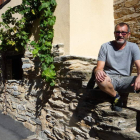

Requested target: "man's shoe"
[
  {"left": 134, "top": 90, "right": 140, "bottom": 93},
  {"left": 112, "top": 97, "right": 123, "bottom": 112}
]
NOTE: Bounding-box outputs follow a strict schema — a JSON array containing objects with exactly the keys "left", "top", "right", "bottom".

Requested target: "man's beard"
[{"left": 115, "top": 37, "right": 126, "bottom": 45}]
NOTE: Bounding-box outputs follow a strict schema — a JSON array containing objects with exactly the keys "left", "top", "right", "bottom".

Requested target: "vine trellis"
[{"left": 0, "top": 0, "right": 57, "bottom": 86}]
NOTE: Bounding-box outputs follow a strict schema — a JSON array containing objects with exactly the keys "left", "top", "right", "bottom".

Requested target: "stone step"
[
  {"left": 81, "top": 89, "right": 140, "bottom": 111},
  {"left": 95, "top": 129, "right": 140, "bottom": 140},
  {"left": 77, "top": 88, "right": 140, "bottom": 139},
  {"left": 99, "top": 107, "right": 137, "bottom": 119},
  {"left": 93, "top": 114, "right": 137, "bottom": 131}
]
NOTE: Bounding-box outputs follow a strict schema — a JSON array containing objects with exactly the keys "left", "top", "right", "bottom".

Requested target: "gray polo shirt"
[{"left": 98, "top": 41, "right": 140, "bottom": 76}]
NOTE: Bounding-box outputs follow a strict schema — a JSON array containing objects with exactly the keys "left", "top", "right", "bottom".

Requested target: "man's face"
[{"left": 114, "top": 25, "right": 130, "bottom": 45}]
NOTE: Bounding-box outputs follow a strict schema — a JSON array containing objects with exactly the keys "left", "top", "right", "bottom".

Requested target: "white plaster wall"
[
  {"left": 70, "top": 0, "right": 114, "bottom": 58},
  {"left": 53, "top": 0, "right": 70, "bottom": 55}
]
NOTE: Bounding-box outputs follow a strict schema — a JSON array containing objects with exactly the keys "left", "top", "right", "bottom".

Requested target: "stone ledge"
[{"left": 54, "top": 55, "right": 97, "bottom": 64}]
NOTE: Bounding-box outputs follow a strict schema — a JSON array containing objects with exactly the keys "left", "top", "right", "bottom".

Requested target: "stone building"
[{"left": 0, "top": 0, "right": 140, "bottom": 140}]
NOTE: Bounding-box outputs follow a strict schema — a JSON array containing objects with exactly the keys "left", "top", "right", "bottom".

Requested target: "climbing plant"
[{"left": 0, "top": 0, "right": 57, "bottom": 86}]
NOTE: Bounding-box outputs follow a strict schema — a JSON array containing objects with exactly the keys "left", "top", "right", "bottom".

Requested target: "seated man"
[{"left": 94, "top": 22, "right": 140, "bottom": 112}]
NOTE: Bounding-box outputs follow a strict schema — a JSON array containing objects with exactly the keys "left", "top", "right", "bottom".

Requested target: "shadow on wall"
[
  {"left": 68, "top": 68, "right": 140, "bottom": 139},
  {"left": 25, "top": 19, "right": 52, "bottom": 118},
  {"left": 24, "top": 60, "right": 140, "bottom": 139},
  {"left": 30, "top": 18, "right": 40, "bottom": 42},
  {"left": 69, "top": 89, "right": 113, "bottom": 138},
  {"left": 23, "top": 56, "right": 53, "bottom": 118}
]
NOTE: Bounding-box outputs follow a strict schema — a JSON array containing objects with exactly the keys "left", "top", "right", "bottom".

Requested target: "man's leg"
[
  {"left": 96, "top": 76, "right": 117, "bottom": 97},
  {"left": 96, "top": 75, "right": 123, "bottom": 112},
  {"left": 86, "top": 67, "right": 96, "bottom": 89},
  {"left": 118, "top": 76, "right": 136, "bottom": 93}
]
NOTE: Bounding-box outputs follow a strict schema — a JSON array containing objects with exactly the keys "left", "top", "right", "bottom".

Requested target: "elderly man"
[{"left": 94, "top": 22, "right": 140, "bottom": 112}]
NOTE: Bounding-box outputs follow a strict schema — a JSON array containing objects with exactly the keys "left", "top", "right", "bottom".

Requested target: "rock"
[
  {"left": 22, "top": 64, "right": 33, "bottom": 69},
  {"left": 39, "top": 131, "right": 51, "bottom": 140},
  {"left": 53, "top": 44, "right": 64, "bottom": 57},
  {"left": 60, "top": 79, "right": 82, "bottom": 89},
  {"left": 13, "top": 91, "right": 21, "bottom": 96},
  {"left": 95, "top": 130, "right": 140, "bottom": 140},
  {"left": 21, "top": 58, "right": 30, "bottom": 63},
  {"left": 48, "top": 99, "right": 67, "bottom": 108},
  {"left": 53, "top": 127, "right": 65, "bottom": 140},
  {"left": 51, "top": 110, "right": 66, "bottom": 119},
  {"left": 72, "top": 127, "right": 90, "bottom": 139},
  {"left": 16, "top": 114, "right": 28, "bottom": 121},
  {"left": 83, "top": 116, "right": 95, "bottom": 124},
  {"left": 134, "top": 3, "right": 140, "bottom": 12},
  {"left": 31, "top": 118, "right": 41, "bottom": 125},
  {"left": 65, "top": 133, "right": 75, "bottom": 140},
  {"left": 52, "top": 88, "right": 63, "bottom": 100},
  {"left": 61, "top": 90, "right": 77, "bottom": 99},
  {"left": 26, "top": 103, "right": 36, "bottom": 112},
  {"left": 75, "top": 135, "right": 85, "bottom": 140},
  {"left": 30, "top": 89, "right": 38, "bottom": 96},
  {"left": 69, "top": 102, "right": 78, "bottom": 110},
  {"left": 24, "top": 51, "right": 33, "bottom": 58},
  {"left": 61, "top": 70, "right": 90, "bottom": 80},
  {"left": 26, "top": 112, "right": 34, "bottom": 117},
  {"left": 7, "top": 80, "right": 20, "bottom": 84},
  {"left": 125, "top": 0, "right": 139, "bottom": 7},
  {"left": 78, "top": 121, "right": 91, "bottom": 133},
  {"left": 6, "top": 89, "right": 13, "bottom": 93},
  {"left": 18, "top": 104, "right": 26, "bottom": 111},
  {"left": 114, "top": 7, "right": 135, "bottom": 19},
  {"left": 11, "top": 86, "right": 18, "bottom": 91}
]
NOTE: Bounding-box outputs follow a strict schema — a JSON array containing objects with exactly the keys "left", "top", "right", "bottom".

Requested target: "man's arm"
[
  {"left": 94, "top": 61, "right": 106, "bottom": 82},
  {"left": 133, "top": 60, "right": 140, "bottom": 91}
]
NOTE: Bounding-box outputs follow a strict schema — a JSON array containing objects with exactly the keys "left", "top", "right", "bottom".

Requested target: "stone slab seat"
[
  {"left": 95, "top": 130, "right": 140, "bottom": 140},
  {"left": 86, "top": 72, "right": 140, "bottom": 111},
  {"left": 83, "top": 88, "right": 140, "bottom": 111},
  {"left": 81, "top": 89, "right": 140, "bottom": 140}
]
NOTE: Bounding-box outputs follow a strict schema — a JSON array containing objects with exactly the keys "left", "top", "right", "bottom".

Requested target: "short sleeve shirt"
[{"left": 98, "top": 41, "right": 140, "bottom": 76}]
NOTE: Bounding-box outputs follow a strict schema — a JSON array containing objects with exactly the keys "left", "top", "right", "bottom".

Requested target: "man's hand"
[
  {"left": 95, "top": 70, "right": 107, "bottom": 82},
  {"left": 132, "top": 60, "right": 140, "bottom": 92},
  {"left": 94, "top": 61, "right": 106, "bottom": 82},
  {"left": 131, "top": 75, "right": 140, "bottom": 91}
]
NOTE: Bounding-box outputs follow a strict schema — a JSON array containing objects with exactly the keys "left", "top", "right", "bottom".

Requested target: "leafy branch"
[{"left": 0, "top": 0, "right": 57, "bottom": 86}]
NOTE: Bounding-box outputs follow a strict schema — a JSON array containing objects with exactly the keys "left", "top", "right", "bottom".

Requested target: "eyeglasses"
[{"left": 115, "top": 31, "right": 129, "bottom": 36}]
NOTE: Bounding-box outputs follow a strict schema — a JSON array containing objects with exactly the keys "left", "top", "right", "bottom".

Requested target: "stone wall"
[
  {"left": 0, "top": 45, "right": 140, "bottom": 140},
  {"left": 114, "top": 0, "right": 140, "bottom": 73},
  {"left": 114, "top": 0, "right": 140, "bottom": 48}
]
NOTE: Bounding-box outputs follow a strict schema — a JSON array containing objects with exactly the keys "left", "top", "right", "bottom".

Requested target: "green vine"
[{"left": 0, "top": 0, "right": 57, "bottom": 86}]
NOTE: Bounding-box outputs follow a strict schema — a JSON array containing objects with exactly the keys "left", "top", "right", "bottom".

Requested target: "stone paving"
[
  {"left": 0, "top": 111, "right": 34, "bottom": 140},
  {"left": 22, "top": 135, "right": 42, "bottom": 140}
]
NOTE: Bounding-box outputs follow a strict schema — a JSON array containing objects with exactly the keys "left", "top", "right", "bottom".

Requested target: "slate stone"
[
  {"left": 13, "top": 91, "right": 21, "bottom": 96},
  {"left": 22, "top": 64, "right": 33, "bottom": 69}
]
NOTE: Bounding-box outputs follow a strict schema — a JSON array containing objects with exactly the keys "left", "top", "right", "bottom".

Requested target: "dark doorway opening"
[{"left": 6, "top": 54, "right": 23, "bottom": 80}]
